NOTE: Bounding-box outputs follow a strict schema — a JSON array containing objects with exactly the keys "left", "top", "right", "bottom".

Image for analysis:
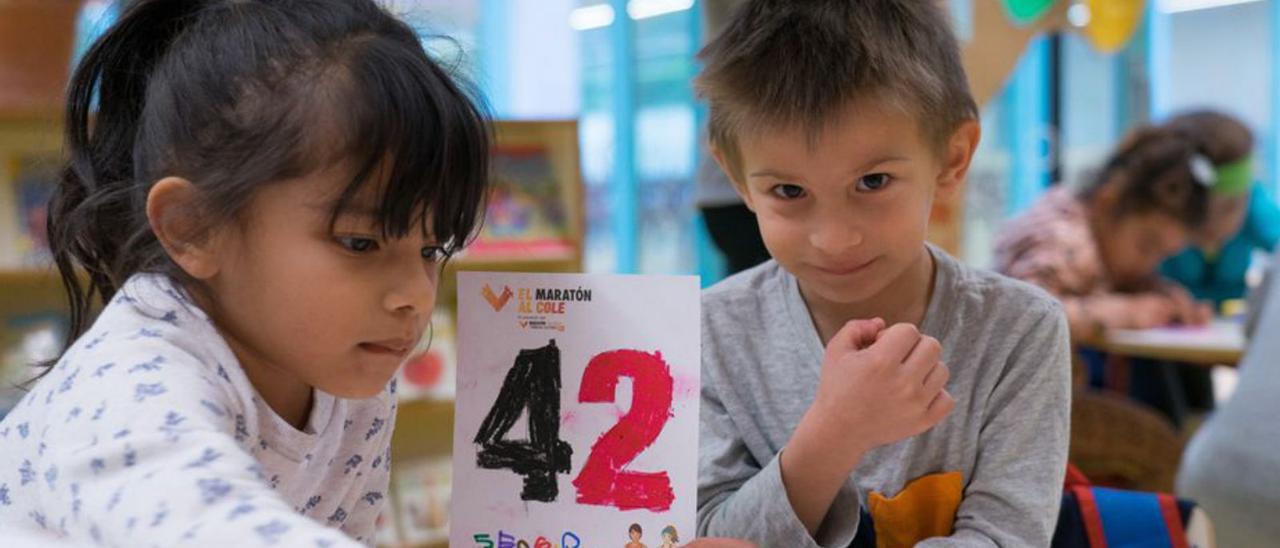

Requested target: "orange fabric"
[{"left": 867, "top": 471, "right": 964, "bottom": 547}]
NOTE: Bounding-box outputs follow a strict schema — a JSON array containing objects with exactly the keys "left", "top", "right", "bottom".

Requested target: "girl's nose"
[{"left": 383, "top": 258, "right": 436, "bottom": 316}]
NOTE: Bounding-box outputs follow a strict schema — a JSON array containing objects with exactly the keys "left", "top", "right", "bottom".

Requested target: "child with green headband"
[
  {"left": 1158, "top": 111, "right": 1280, "bottom": 415},
  {"left": 1161, "top": 110, "right": 1280, "bottom": 307}
]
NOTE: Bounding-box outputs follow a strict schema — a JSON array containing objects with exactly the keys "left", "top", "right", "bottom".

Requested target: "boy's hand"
[
  {"left": 779, "top": 319, "right": 955, "bottom": 535},
  {"left": 808, "top": 319, "right": 955, "bottom": 459}
]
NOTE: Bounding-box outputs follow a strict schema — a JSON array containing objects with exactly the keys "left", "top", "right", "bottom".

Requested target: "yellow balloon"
[{"left": 1085, "top": 0, "right": 1147, "bottom": 53}]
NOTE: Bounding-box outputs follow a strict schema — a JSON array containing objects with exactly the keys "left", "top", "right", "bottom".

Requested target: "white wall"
[
  {"left": 1165, "top": 1, "right": 1272, "bottom": 146},
  {"left": 1061, "top": 33, "right": 1122, "bottom": 188},
  {"left": 505, "top": 0, "right": 582, "bottom": 119}
]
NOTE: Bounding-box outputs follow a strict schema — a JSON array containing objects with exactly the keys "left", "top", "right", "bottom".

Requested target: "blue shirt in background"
[{"left": 1162, "top": 183, "right": 1280, "bottom": 305}]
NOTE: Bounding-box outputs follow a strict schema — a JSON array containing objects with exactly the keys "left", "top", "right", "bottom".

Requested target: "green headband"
[{"left": 1212, "top": 156, "right": 1254, "bottom": 196}]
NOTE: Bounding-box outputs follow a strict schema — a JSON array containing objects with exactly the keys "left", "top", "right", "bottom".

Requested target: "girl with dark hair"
[
  {"left": 1158, "top": 110, "right": 1280, "bottom": 414},
  {"left": 995, "top": 125, "right": 1222, "bottom": 426},
  {"left": 995, "top": 125, "right": 1215, "bottom": 339},
  {"left": 0, "top": 0, "right": 489, "bottom": 544}
]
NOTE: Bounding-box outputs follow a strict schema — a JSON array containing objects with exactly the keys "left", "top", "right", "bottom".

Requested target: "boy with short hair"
[{"left": 695, "top": 1, "right": 1071, "bottom": 546}]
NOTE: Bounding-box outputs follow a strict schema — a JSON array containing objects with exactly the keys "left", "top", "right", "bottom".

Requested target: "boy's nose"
[{"left": 809, "top": 222, "right": 863, "bottom": 254}]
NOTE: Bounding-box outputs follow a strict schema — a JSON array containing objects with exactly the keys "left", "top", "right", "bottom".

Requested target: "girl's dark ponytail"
[{"left": 48, "top": 0, "right": 202, "bottom": 362}]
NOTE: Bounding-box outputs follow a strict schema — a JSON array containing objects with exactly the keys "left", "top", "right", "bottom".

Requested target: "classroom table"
[
  {"left": 1077, "top": 318, "right": 1246, "bottom": 428},
  {"left": 1079, "top": 318, "right": 1246, "bottom": 367}
]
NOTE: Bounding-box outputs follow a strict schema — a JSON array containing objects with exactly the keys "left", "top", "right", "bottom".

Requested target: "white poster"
[{"left": 452, "top": 272, "right": 701, "bottom": 548}]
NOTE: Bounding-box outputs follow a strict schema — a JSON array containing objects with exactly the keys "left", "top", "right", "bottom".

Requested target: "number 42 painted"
[{"left": 473, "top": 339, "right": 676, "bottom": 511}]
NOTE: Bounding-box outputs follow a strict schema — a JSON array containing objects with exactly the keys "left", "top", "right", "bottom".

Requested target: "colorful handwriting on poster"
[
  {"left": 474, "top": 340, "right": 676, "bottom": 511},
  {"left": 473, "top": 531, "right": 581, "bottom": 548}
]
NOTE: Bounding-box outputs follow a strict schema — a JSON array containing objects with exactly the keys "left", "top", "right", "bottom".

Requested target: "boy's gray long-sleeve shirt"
[{"left": 698, "top": 246, "right": 1071, "bottom": 547}]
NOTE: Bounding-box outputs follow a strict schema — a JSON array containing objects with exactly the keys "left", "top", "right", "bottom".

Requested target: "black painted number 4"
[{"left": 473, "top": 340, "right": 573, "bottom": 502}]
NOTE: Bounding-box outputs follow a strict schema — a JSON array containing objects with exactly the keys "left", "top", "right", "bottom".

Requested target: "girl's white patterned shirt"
[{"left": 0, "top": 273, "right": 396, "bottom": 547}]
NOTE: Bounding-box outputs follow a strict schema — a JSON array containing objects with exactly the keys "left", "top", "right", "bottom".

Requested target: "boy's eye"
[
  {"left": 421, "top": 246, "right": 447, "bottom": 262},
  {"left": 770, "top": 184, "right": 806, "bottom": 200},
  {"left": 337, "top": 236, "right": 379, "bottom": 253},
  {"left": 856, "top": 173, "right": 892, "bottom": 192}
]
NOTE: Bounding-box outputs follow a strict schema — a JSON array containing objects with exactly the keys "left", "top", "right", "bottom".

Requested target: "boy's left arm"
[{"left": 919, "top": 302, "right": 1072, "bottom": 547}]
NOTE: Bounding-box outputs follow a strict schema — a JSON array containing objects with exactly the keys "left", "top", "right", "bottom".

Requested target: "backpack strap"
[
  {"left": 1065, "top": 464, "right": 1092, "bottom": 488},
  {"left": 1157, "top": 493, "right": 1189, "bottom": 548},
  {"left": 1070, "top": 485, "right": 1108, "bottom": 548}
]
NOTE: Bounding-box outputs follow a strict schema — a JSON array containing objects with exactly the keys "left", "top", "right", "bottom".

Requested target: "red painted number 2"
[{"left": 572, "top": 349, "right": 675, "bottom": 511}]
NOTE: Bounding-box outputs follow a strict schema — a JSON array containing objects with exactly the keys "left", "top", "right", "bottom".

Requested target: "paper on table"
[{"left": 1106, "top": 318, "right": 1245, "bottom": 353}]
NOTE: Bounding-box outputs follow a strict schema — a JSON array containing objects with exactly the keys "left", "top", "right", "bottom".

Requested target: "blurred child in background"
[
  {"left": 994, "top": 126, "right": 1214, "bottom": 427},
  {"left": 1161, "top": 110, "right": 1279, "bottom": 308},
  {"left": 1159, "top": 110, "right": 1278, "bottom": 414},
  {"left": 995, "top": 125, "right": 1213, "bottom": 339}
]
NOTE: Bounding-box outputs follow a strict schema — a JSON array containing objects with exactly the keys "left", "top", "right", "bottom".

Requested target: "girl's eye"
[
  {"left": 421, "top": 246, "right": 446, "bottom": 262},
  {"left": 337, "top": 236, "right": 379, "bottom": 253},
  {"left": 770, "top": 184, "right": 806, "bottom": 200},
  {"left": 856, "top": 173, "right": 892, "bottom": 192}
]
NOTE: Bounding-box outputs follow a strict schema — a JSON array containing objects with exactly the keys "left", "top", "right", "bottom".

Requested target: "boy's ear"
[
  {"left": 146, "top": 177, "right": 222, "bottom": 280},
  {"left": 936, "top": 119, "right": 982, "bottom": 195},
  {"left": 710, "top": 144, "right": 755, "bottom": 212}
]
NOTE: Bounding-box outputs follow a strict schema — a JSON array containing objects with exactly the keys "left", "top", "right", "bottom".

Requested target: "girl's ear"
[{"left": 146, "top": 177, "right": 222, "bottom": 280}]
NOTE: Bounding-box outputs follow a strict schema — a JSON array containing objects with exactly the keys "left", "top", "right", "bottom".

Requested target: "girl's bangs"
[{"left": 325, "top": 37, "right": 490, "bottom": 253}]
